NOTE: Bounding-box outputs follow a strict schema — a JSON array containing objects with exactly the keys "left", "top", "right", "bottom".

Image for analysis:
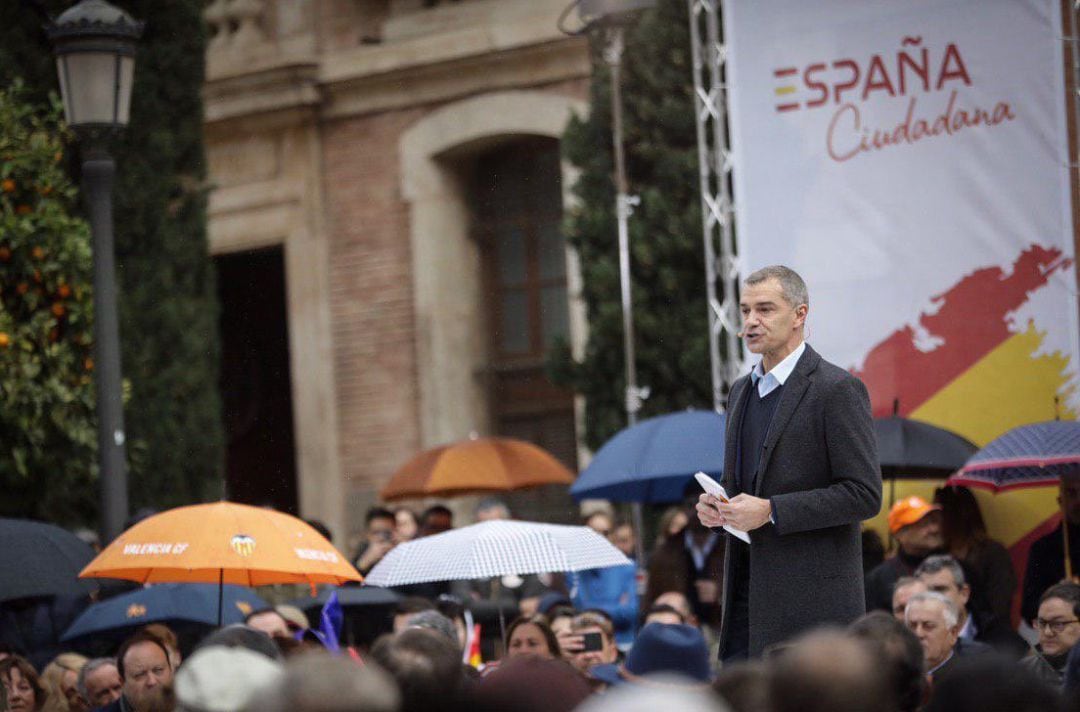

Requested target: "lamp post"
[
  {"left": 566, "top": 0, "right": 655, "bottom": 564},
  {"left": 48, "top": 0, "right": 143, "bottom": 542}
]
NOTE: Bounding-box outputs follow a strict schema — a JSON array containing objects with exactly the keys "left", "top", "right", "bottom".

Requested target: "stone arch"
[{"left": 399, "top": 90, "right": 588, "bottom": 447}]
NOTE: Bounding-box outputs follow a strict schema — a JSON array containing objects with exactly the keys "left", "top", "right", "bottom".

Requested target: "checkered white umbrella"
[{"left": 363, "top": 520, "right": 632, "bottom": 587}]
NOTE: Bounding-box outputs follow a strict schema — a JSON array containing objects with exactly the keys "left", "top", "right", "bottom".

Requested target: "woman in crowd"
[
  {"left": 0, "top": 655, "right": 47, "bottom": 711},
  {"left": 394, "top": 508, "right": 419, "bottom": 543},
  {"left": 934, "top": 485, "right": 1016, "bottom": 622},
  {"left": 505, "top": 615, "right": 561, "bottom": 660},
  {"left": 654, "top": 506, "right": 688, "bottom": 550},
  {"left": 40, "top": 653, "right": 88, "bottom": 712}
]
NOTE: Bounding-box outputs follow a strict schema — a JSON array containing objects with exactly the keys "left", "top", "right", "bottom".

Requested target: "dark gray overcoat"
[{"left": 718, "top": 343, "right": 882, "bottom": 657}]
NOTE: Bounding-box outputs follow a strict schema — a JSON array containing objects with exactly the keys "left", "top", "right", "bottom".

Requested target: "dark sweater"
[{"left": 736, "top": 382, "right": 783, "bottom": 495}]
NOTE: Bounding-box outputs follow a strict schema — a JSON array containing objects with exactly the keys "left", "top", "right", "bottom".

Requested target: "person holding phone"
[
  {"left": 352, "top": 507, "right": 398, "bottom": 576},
  {"left": 561, "top": 611, "right": 618, "bottom": 674},
  {"left": 696, "top": 265, "right": 881, "bottom": 662}
]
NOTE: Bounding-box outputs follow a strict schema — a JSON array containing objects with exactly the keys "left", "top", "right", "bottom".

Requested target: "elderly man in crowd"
[
  {"left": 914, "top": 554, "right": 1024, "bottom": 657},
  {"left": 99, "top": 630, "right": 176, "bottom": 712},
  {"left": 1020, "top": 581, "right": 1080, "bottom": 686},
  {"left": 865, "top": 497, "right": 944, "bottom": 613},
  {"left": 904, "top": 591, "right": 988, "bottom": 686},
  {"left": 892, "top": 576, "right": 927, "bottom": 621},
  {"left": 77, "top": 657, "right": 123, "bottom": 709}
]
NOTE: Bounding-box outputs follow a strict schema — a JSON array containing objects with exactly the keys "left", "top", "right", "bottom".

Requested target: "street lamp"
[
  {"left": 561, "top": 0, "right": 654, "bottom": 563},
  {"left": 48, "top": 0, "right": 143, "bottom": 542},
  {"left": 564, "top": 1, "right": 655, "bottom": 430}
]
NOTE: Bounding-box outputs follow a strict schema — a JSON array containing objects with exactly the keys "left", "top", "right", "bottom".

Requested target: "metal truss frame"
[{"left": 688, "top": 0, "right": 743, "bottom": 412}]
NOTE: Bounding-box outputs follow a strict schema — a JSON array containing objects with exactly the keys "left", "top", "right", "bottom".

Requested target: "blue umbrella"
[
  {"left": 950, "top": 420, "right": 1080, "bottom": 492},
  {"left": 61, "top": 583, "right": 268, "bottom": 642},
  {"left": 571, "top": 410, "right": 725, "bottom": 503}
]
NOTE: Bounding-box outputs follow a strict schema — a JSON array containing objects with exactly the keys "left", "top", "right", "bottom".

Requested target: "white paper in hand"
[{"left": 694, "top": 472, "right": 751, "bottom": 544}]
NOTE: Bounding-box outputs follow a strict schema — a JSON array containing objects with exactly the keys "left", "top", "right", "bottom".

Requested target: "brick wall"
[{"left": 322, "top": 77, "right": 589, "bottom": 541}]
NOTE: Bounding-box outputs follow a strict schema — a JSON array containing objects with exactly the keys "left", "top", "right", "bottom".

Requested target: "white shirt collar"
[{"left": 750, "top": 341, "right": 806, "bottom": 397}]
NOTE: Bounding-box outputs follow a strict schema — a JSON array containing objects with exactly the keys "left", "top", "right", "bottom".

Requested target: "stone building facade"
[{"left": 202, "top": 0, "right": 594, "bottom": 545}]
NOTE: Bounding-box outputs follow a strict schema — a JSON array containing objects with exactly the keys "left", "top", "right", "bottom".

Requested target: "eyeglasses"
[{"left": 1035, "top": 618, "right": 1080, "bottom": 634}]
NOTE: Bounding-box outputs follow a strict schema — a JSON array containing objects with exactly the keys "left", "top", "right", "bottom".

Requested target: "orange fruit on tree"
[
  {"left": 0, "top": 246, "right": 10, "bottom": 261},
  {"left": 1, "top": 179, "right": 14, "bottom": 193},
  {"left": 0, "top": 332, "right": 9, "bottom": 348},
  {"left": 32, "top": 246, "right": 44, "bottom": 260},
  {"left": 84, "top": 357, "right": 94, "bottom": 371},
  {"left": 51, "top": 303, "right": 65, "bottom": 317},
  {"left": 57, "top": 284, "right": 71, "bottom": 298}
]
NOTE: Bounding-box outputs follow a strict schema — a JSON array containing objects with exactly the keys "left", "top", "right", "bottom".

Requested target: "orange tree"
[{"left": 0, "top": 80, "right": 97, "bottom": 523}]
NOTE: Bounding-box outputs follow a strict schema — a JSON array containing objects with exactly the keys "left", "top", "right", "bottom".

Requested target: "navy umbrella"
[
  {"left": 950, "top": 420, "right": 1080, "bottom": 492},
  {"left": 570, "top": 410, "right": 725, "bottom": 503},
  {"left": 61, "top": 583, "right": 268, "bottom": 642},
  {"left": 874, "top": 416, "right": 977, "bottom": 478},
  {"left": 0, "top": 518, "right": 98, "bottom": 603}
]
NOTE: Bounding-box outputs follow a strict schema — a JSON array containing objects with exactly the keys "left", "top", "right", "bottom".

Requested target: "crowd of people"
[{"left": 5, "top": 480, "right": 1080, "bottom": 711}]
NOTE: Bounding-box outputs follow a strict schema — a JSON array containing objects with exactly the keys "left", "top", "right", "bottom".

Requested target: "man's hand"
[
  {"left": 717, "top": 494, "right": 773, "bottom": 532},
  {"left": 696, "top": 493, "right": 726, "bottom": 528}
]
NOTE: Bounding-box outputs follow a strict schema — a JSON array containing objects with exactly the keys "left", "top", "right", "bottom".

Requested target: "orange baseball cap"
[{"left": 887, "top": 496, "right": 941, "bottom": 534}]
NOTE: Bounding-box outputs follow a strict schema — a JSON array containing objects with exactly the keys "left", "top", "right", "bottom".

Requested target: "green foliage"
[
  {"left": 0, "top": 0, "right": 224, "bottom": 523},
  {"left": 554, "top": 0, "right": 713, "bottom": 450},
  {"left": 0, "top": 81, "right": 97, "bottom": 523}
]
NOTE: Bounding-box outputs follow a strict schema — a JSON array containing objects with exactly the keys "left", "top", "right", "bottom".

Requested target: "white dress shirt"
[{"left": 750, "top": 341, "right": 806, "bottom": 397}]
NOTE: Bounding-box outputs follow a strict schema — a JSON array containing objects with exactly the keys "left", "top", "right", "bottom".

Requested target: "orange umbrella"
[
  {"left": 380, "top": 436, "right": 574, "bottom": 501},
  {"left": 79, "top": 501, "right": 361, "bottom": 588}
]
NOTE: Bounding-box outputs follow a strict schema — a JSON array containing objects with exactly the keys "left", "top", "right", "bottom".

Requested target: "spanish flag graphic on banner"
[{"left": 855, "top": 246, "right": 1073, "bottom": 605}]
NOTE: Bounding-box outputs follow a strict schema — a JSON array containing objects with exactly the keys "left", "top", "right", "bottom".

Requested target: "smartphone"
[{"left": 581, "top": 632, "right": 604, "bottom": 652}]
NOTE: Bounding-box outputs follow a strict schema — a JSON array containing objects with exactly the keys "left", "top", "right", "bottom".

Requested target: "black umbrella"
[
  {"left": 0, "top": 518, "right": 98, "bottom": 603},
  {"left": 289, "top": 585, "right": 402, "bottom": 649},
  {"left": 288, "top": 585, "right": 401, "bottom": 616},
  {"left": 874, "top": 416, "right": 977, "bottom": 478}
]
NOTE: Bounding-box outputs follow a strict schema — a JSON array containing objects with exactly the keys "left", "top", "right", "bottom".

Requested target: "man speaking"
[{"left": 697, "top": 265, "right": 882, "bottom": 661}]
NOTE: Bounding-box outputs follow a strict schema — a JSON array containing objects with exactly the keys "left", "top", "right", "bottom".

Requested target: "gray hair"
[
  {"left": 904, "top": 591, "right": 959, "bottom": 628},
  {"left": 77, "top": 657, "right": 117, "bottom": 701},
  {"left": 891, "top": 576, "right": 923, "bottom": 596},
  {"left": 406, "top": 610, "right": 459, "bottom": 646},
  {"left": 914, "top": 554, "right": 966, "bottom": 588},
  {"left": 475, "top": 497, "right": 511, "bottom": 519},
  {"left": 744, "top": 265, "right": 809, "bottom": 308},
  {"left": 242, "top": 652, "right": 398, "bottom": 712}
]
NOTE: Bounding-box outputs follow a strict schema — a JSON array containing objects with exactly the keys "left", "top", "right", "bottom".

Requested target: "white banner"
[{"left": 723, "top": 0, "right": 1078, "bottom": 440}]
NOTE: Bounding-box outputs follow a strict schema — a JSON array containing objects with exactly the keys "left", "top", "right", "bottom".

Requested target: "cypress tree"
[
  {"left": 554, "top": 0, "right": 713, "bottom": 450},
  {"left": 0, "top": 1, "right": 223, "bottom": 524}
]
